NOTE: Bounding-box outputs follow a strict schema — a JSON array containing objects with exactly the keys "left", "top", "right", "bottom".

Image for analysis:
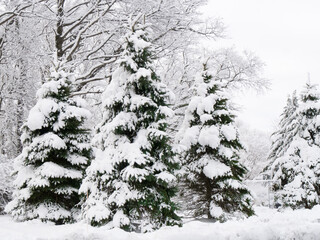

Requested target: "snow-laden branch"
[
  {"left": 0, "top": 0, "right": 47, "bottom": 26},
  {"left": 64, "top": 0, "right": 117, "bottom": 61},
  {"left": 85, "top": 34, "right": 115, "bottom": 60},
  {"left": 66, "top": 1, "right": 90, "bottom": 17},
  {"left": 76, "top": 75, "right": 111, "bottom": 87},
  {"left": 61, "top": 5, "right": 96, "bottom": 40},
  {"left": 70, "top": 90, "right": 103, "bottom": 97},
  {"left": 76, "top": 59, "right": 115, "bottom": 80}
]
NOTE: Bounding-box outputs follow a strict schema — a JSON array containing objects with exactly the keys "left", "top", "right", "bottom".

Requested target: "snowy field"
[{"left": 1, "top": 206, "right": 320, "bottom": 240}]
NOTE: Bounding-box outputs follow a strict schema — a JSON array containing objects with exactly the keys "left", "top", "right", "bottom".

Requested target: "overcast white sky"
[{"left": 204, "top": 0, "right": 320, "bottom": 132}]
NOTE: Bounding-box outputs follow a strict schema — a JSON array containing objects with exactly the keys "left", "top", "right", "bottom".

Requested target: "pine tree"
[
  {"left": 5, "top": 62, "right": 92, "bottom": 224},
  {"left": 80, "top": 18, "right": 180, "bottom": 232},
  {"left": 270, "top": 82, "right": 320, "bottom": 209},
  {"left": 269, "top": 92, "right": 300, "bottom": 160},
  {"left": 263, "top": 91, "right": 300, "bottom": 176},
  {"left": 178, "top": 63, "right": 254, "bottom": 221}
]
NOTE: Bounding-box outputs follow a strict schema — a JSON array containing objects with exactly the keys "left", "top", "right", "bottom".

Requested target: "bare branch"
[
  {"left": 61, "top": 6, "right": 96, "bottom": 39},
  {"left": 0, "top": 0, "right": 47, "bottom": 26},
  {"left": 76, "top": 59, "right": 115, "bottom": 81},
  {"left": 66, "top": 1, "right": 90, "bottom": 17},
  {"left": 65, "top": 0, "right": 117, "bottom": 61},
  {"left": 76, "top": 75, "right": 110, "bottom": 86},
  {"left": 85, "top": 34, "right": 115, "bottom": 60}
]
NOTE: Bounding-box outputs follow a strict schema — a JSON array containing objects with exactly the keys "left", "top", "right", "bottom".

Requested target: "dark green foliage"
[
  {"left": 80, "top": 21, "right": 180, "bottom": 232},
  {"left": 6, "top": 65, "right": 92, "bottom": 224},
  {"left": 179, "top": 64, "right": 254, "bottom": 221}
]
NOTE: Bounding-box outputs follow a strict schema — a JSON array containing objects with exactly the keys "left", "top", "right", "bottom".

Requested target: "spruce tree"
[
  {"left": 269, "top": 92, "right": 299, "bottom": 159},
  {"left": 270, "top": 82, "right": 320, "bottom": 209},
  {"left": 263, "top": 91, "right": 300, "bottom": 176},
  {"left": 5, "top": 62, "right": 92, "bottom": 224},
  {"left": 80, "top": 19, "right": 180, "bottom": 232},
  {"left": 178, "top": 63, "right": 254, "bottom": 221}
]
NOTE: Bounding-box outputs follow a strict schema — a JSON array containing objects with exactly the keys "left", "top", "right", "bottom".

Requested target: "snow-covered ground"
[{"left": 1, "top": 206, "right": 320, "bottom": 240}]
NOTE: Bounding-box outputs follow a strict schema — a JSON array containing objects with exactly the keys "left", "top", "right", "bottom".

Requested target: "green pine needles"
[
  {"left": 6, "top": 62, "right": 92, "bottom": 224},
  {"left": 178, "top": 63, "right": 254, "bottom": 221},
  {"left": 7, "top": 17, "right": 259, "bottom": 230},
  {"left": 80, "top": 18, "right": 180, "bottom": 232}
]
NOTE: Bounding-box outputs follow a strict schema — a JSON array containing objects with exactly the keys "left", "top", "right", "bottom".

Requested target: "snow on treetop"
[
  {"left": 184, "top": 89, "right": 231, "bottom": 125},
  {"left": 192, "top": 81, "right": 208, "bottom": 97},
  {"left": 117, "top": 19, "right": 152, "bottom": 59},
  {"left": 300, "top": 82, "right": 319, "bottom": 101},
  {"left": 27, "top": 98, "right": 91, "bottom": 132},
  {"left": 193, "top": 71, "right": 228, "bottom": 95},
  {"left": 36, "top": 75, "right": 68, "bottom": 99},
  {"left": 126, "top": 29, "right": 151, "bottom": 52},
  {"left": 129, "top": 68, "right": 152, "bottom": 83},
  {"left": 27, "top": 66, "right": 90, "bottom": 132},
  {"left": 27, "top": 99, "right": 59, "bottom": 131}
]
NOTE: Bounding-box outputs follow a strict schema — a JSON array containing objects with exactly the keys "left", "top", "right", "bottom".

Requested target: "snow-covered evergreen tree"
[
  {"left": 267, "top": 92, "right": 300, "bottom": 164},
  {"left": 80, "top": 18, "right": 180, "bottom": 232},
  {"left": 5, "top": 62, "right": 92, "bottom": 224},
  {"left": 262, "top": 91, "right": 300, "bottom": 179},
  {"left": 270, "top": 82, "right": 320, "bottom": 209},
  {"left": 178, "top": 63, "right": 254, "bottom": 221}
]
